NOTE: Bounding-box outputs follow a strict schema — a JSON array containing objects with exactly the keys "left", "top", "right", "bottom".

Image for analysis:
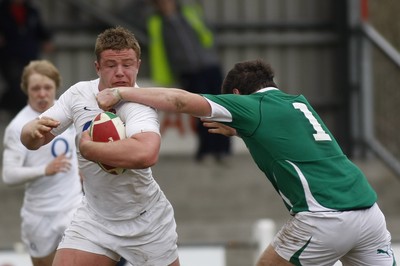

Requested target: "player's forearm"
[
  {"left": 2, "top": 165, "right": 46, "bottom": 186},
  {"left": 118, "top": 87, "right": 190, "bottom": 112},
  {"left": 80, "top": 135, "right": 159, "bottom": 169},
  {"left": 118, "top": 87, "right": 212, "bottom": 118}
]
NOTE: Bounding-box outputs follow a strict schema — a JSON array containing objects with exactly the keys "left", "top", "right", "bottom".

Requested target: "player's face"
[
  {"left": 27, "top": 73, "right": 57, "bottom": 113},
  {"left": 96, "top": 48, "right": 141, "bottom": 91}
]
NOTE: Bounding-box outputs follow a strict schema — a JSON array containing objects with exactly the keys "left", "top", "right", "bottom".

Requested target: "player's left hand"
[{"left": 202, "top": 120, "right": 237, "bottom": 137}]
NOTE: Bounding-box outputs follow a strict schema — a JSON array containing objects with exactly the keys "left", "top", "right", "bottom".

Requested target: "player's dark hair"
[
  {"left": 221, "top": 59, "right": 277, "bottom": 95},
  {"left": 95, "top": 26, "right": 141, "bottom": 62}
]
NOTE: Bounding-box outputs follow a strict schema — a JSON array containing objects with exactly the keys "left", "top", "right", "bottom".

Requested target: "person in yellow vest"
[
  {"left": 118, "top": 0, "right": 231, "bottom": 162},
  {"left": 146, "top": 0, "right": 231, "bottom": 162},
  {"left": 148, "top": 0, "right": 213, "bottom": 85}
]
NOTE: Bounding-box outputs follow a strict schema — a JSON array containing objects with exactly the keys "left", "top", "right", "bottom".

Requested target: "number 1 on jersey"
[{"left": 293, "top": 102, "right": 332, "bottom": 141}]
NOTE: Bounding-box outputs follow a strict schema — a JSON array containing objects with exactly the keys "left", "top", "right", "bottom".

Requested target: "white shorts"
[
  {"left": 58, "top": 192, "right": 178, "bottom": 266},
  {"left": 272, "top": 203, "right": 396, "bottom": 266},
  {"left": 21, "top": 207, "right": 77, "bottom": 258}
]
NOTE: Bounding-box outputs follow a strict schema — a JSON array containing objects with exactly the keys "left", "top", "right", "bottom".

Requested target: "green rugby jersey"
[{"left": 203, "top": 88, "right": 377, "bottom": 214}]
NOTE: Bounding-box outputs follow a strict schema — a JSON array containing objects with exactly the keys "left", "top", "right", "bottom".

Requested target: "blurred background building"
[
  {"left": 10, "top": 0, "right": 397, "bottom": 164},
  {"left": 1, "top": 0, "right": 399, "bottom": 265}
]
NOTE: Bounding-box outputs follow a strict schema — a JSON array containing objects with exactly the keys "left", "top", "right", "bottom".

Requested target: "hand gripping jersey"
[{"left": 203, "top": 88, "right": 377, "bottom": 214}]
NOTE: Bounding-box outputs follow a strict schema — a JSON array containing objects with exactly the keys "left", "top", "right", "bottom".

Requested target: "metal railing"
[{"left": 359, "top": 23, "right": 400, "bottom": 179}]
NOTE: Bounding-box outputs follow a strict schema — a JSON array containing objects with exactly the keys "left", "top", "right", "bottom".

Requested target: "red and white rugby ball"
[{"left": 89, "top": 111, "right": 126, "bottom": 175}]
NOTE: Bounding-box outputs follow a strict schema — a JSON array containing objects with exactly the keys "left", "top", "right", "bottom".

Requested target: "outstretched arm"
[
  {"left": 20, "top": 117, "right": 58, "bottom": 150},
  {"left": 97, "top": 87, "right": 212, "bottom": 117}
]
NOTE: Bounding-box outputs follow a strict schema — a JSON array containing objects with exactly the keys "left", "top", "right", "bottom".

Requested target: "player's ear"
[
  {"left": 94, "top": 61, "right": 100, "bottom": 76},
  {"left": 134, "top": 59, "right": 141, "bottom": 76},
  {"left": 233, "top": 88, "right": 241, "bottom": 95}
]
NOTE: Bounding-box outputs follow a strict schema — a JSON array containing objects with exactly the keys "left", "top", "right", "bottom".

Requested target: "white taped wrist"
[{"left": 113, "top": 88, "right": 123, "bottom": 101}]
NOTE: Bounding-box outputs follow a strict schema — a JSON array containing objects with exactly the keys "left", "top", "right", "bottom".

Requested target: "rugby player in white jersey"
[
  {"left": 20, "top": 27, "right": 180, "bottom": 266},
  {"left": 2, "top": 60, "right": 83, "bottom": 266}
]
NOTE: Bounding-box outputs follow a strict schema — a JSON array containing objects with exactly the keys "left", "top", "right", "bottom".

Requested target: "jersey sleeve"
[
  {"left": 41, "top": 89, "right": 74, "bottom": 136},
  {"left": 202, "top": 94, "right": 261, "bottom": 136},
  {"left": 202, "top": 98, "right": 233, "bottom": 122},
  {"left": 2, "top": 125, "right": 46, "bottom": 186},
  {"left": 119, "top": 102, "right": 160, "bottom": 138}
]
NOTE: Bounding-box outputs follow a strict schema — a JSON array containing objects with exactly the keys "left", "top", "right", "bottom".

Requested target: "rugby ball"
[{"left": 89, "top": 111, "right": 126, "bottom": 175}]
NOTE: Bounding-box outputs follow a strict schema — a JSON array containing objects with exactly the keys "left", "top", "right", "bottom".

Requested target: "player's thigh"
[
  {"left": 341, "top": 246, "right": 396, "bottom": 266},
  {"left": 169, "top": 257, "right": 180, "bottom": 266},
  {"left": 118, "top": 194, "right": 178, "bottom": 265},
  {"left": 21, "top": 209, "right": 75, "bottom": 258},
  {"left": 271, "top": 213, "right": 354, "bottom": 266},
  {"left": 56, "top": 205, "right": 121, "bottom": 262},
  {"left": 256, "top": 244, "right": 294, "bottom": 266},
  {"left": 341, "top": 231, "right": 395, "bottom": 266},
  {"left": 53, "top": 248, "right": 116, "bottom": 266},
  {"left": 30, "top": 250, "right": 55, "bottom": 266},
  {"left": 341, "top": 204, "right": 396, "bottom": 266}
]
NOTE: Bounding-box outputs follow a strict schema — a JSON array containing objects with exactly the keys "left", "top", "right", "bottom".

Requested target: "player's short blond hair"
[
  {"left": 94, "top": 26, "right": 141, "bottom": 62},
  {"left": 20, "top": 60, "right": 61, "bottom": 95}
]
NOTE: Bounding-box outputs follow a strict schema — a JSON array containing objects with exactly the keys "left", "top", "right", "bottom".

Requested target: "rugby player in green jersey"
[{"left": 95, "top": 59, "right": 396, "bottom": 266}]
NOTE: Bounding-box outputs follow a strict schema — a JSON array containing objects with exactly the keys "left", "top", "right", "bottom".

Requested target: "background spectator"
[
  {"left": 0, "top": 0, "right": 54, "bottom": 117},
  {"left": 120, "top": 0, "right": 231, "bottom": 163}
]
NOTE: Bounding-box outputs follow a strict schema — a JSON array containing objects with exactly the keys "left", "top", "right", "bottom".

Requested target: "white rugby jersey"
[
  {"left": 42, "top": 79, "right": 162, "bottom": 221},
  {"left": 3, "top": 104, "right": 83, "bottom": 214}
]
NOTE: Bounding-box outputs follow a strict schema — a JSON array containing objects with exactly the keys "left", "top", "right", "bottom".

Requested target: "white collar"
[{"left": 256, "top": 87, "right": 279, "bottom": 93}]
